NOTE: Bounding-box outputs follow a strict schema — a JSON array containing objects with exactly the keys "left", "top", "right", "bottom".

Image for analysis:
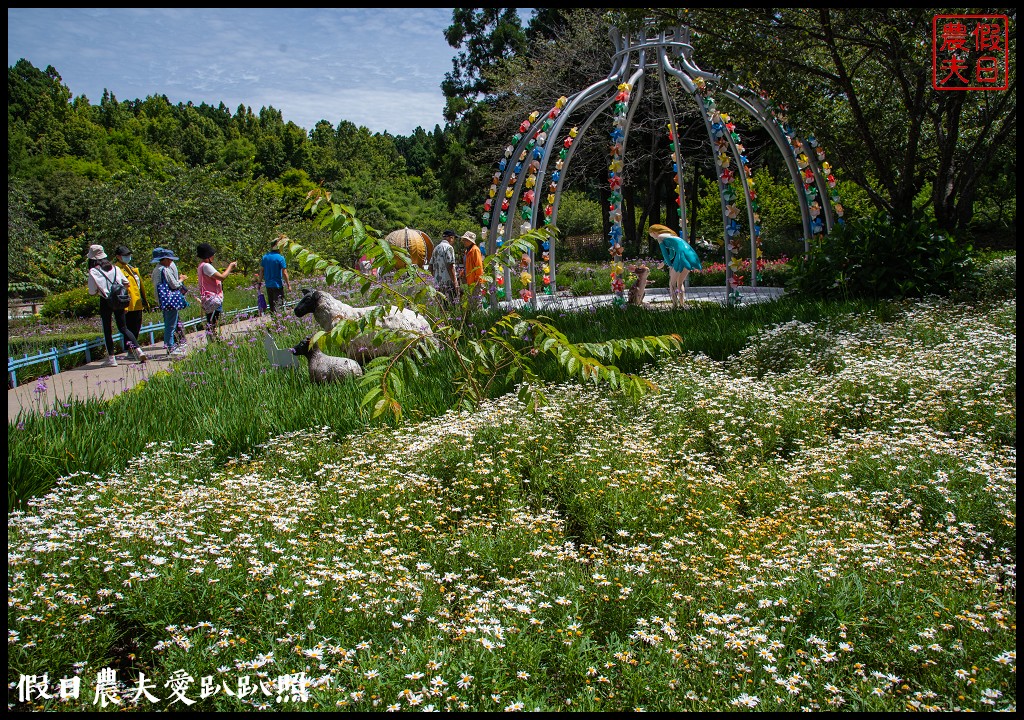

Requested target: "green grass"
[
  {"left": 11, "top": 296, "right": 882, "bottom": 508},
  {"left": 6, "top": 290, "right": 1016, "bottom": 712}
]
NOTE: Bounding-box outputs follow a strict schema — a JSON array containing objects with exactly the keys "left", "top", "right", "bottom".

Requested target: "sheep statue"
[
  {"left": 294, "top": 289, "right": 435, "bottom": 364},
  {"left": 290, "top": 335, "right": 363, "bottom": 384}
]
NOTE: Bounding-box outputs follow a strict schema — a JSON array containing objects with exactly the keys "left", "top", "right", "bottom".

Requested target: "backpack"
[{"left": 103, "top": 270, "right": 131, "bottom": 311}]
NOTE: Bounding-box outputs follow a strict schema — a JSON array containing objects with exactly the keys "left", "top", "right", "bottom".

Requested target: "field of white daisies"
[{"left": 8, "top": 295, "right": 1015, "bottom": 712}]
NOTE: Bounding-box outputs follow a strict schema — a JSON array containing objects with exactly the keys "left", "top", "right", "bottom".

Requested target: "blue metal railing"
[{"left": 8, "top": 300, "right": 297, "bottom": 388}]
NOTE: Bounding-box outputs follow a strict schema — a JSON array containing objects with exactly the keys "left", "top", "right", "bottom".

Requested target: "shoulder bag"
[{"left": 157, "top": 268, "right": 189, "bottom": 310}]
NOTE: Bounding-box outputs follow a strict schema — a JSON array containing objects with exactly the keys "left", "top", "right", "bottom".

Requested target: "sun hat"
[
  {"left": 150, "top": 247, "right": 179, "bottom": 263},
  {"left": 113, "top": 245, "right": 132, "bottom": 258},
  {"left": 196, "top": 242, "right": 216, "bottom": 259},
  {"left": 648, "top": 224, "right": 673, "bottom": 236},
  {"left": 86, "top": 244, "right": 107, "bottom": 261},
  {"left": 460, "top": 231, "right": 477, "bottom": 243}
]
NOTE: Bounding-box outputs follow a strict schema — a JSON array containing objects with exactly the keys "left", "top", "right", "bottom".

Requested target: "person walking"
[
  {"left": 86, "top": 244, "right": 147, "bottom": 366},
  {"left": 258, "top": 236, "right": 291, "bottom": 313},
  {"left": 460, "top": 231, "right": 484, "bottom": 311},
  {"left": 648, "top": 223, "right": 702, "bottom": 308},
  {"left": 429, "top": 229, "right": 459, "bottom": 307},
  {"left": 151, "top": 247, "right": 189, "bottom": 356},
  {"left": 113, "top": 245, "right": 151, "bottom": 346},
  {"left": 196, "top": 243, "right": 237, "bottom": 338}
]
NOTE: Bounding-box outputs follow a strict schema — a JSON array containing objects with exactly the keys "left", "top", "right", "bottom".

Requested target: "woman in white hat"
[{"left": 86, "top": 244, "right": 147, "bottom": 366}]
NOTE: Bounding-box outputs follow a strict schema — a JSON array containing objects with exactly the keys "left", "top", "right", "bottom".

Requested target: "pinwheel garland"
[
  {"left": 819, "top": 157, "right": 845, "bottom": 224},
  {"left": 484, "top": 118, "right": 536, "bottom": 230},
  {"left": 608, "top": 83, "right": 631, "bottom": 297},
  {"left": 668, "top": 124, "right": 685, "bottom": 226},
  {"left": 540, "top": 129, "right": 570, "bottom": 296},
  {"left": 766, "top": 99, "right": 845, "bottom": 237},
  {"left": 495, "top": 264, "right": 505, "bottom": 300},
  {"left": 707, "top": 98, "right": 749, "bottom": 299}
]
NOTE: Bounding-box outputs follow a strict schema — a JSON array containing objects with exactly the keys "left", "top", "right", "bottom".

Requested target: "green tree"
[
  {"left": 441, "top": 8, "right": 533, "bottom": 207},
  {"left": 78, "top": 166, "right": 280, "bottom": 273},
  {"left": 624, "top": 8, "right": 1017, "bottom": 234},
  {"left": 284, "top": 190, "right": 682, "bottom": 419},
  {"left": 8, "top": 181, "right": 54, "bottom": 296},
  {"left": 220, "top": 137, "right": 257, "bottom": 180},
  {"left": 8, "top": 59, "right": 72, "bottom": 163},
  {"left": 394, "top": 125, "right": 441, "bottom": 178}
]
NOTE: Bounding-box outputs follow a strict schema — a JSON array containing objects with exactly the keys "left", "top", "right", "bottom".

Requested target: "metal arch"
[
  {"left": 485, "top": 28, "right": 634, "bottom": 303},
  {"left": 717, "top": 107, "right": 760, "bottom": 288},
  {"left": 799, "top": 135, "right": 836, "bottom": 232},
  {"left": 536, "top": 93, "right": 621, "bottom": 295},
  {"left": 480, "top": 23, "right": 841, "bottom": 305},
  {"left": 671, "top": 48, "right": 817, "bottom": 253},
  {"left": 501, "top": 23, "right": 632, "bottom": 245},
  {"left": 671, "top": 71, "right": 735, "bottom": 298},
  {"left": 718, "top": 88, "right": 814, "bottom": 246},
  {"left": 519, "top": 30, "right": 638, "bottom": 297}
]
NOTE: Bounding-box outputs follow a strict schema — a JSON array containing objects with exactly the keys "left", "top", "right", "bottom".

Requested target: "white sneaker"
[
  {"left": 102, "top": 356, "right": 118, "bottom": 368},
  {"left": 169, "top": 346, "right": 185, "bottom": 356}
]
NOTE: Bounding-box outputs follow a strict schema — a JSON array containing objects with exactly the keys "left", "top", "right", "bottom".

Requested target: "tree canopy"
[{"left": 7, "top": 9, "right": 1016, "bottom": 297}]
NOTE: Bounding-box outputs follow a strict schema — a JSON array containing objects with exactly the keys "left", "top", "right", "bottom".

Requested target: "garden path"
[
  {"left": 8, "top": 286, "right": 783, "bottom": 423},
  {"left": 8, "top": 312, "right": 280, "bottom": 423}
]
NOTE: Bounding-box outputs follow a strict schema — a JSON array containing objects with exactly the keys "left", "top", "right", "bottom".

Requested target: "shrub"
[
  {"left": 646, "top": 266, "right": 669, "bottom": 288},
  {"left": 786, "top": 210, "right": 974, "bottom": 300},
  {"left": 223, "top": 271, "right": 256, "bottom": 292},
  {"left": 555, "top": 190, "right": 603, "bottom": 238},
  {"left": 956, "top": 254, "right": 1016, "bottom": 303},
  {"left": 40, "top": 287, "right": 97, "bottom": 319}
]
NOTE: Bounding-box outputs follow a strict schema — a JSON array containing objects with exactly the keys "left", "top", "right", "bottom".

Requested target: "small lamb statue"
[
  {"left": 290, "top": 335, "right": 363, "bottom": 384},
  {"left": 627, "top": 264, "right": 651, "bottom": 306}
]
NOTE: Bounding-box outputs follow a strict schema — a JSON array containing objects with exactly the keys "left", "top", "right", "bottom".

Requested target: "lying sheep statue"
[
  {"left": 290, "top": 335, "right": 363, "bottom": 384},
  {"left": 294, "top": 289, "right": 435, "bottom": 364}
]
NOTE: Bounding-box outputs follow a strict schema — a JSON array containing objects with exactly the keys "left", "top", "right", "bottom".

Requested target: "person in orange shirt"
[{"left": 460, "top": 231, "right": 484, "bottom": 311}]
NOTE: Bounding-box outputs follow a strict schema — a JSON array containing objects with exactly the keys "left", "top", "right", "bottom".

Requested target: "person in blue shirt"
[
  {"left": 648, "top": 223, "right": 702, "bottom": 308},
  {"left": 258, "top": 237, "right": 291, "bottom": 312}
]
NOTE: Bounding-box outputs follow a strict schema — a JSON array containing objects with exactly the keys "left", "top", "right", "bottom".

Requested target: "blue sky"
[{"left": 8, "top": 8, "right": 506, "bottom": 137}]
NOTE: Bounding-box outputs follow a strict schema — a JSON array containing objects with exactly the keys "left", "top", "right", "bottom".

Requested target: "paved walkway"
[
  {"left": 8, "top": 313, "right": 280, "bottom": 423},
  {"left": 8, "top": 286, "right": 783, "bottom": 423}
]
